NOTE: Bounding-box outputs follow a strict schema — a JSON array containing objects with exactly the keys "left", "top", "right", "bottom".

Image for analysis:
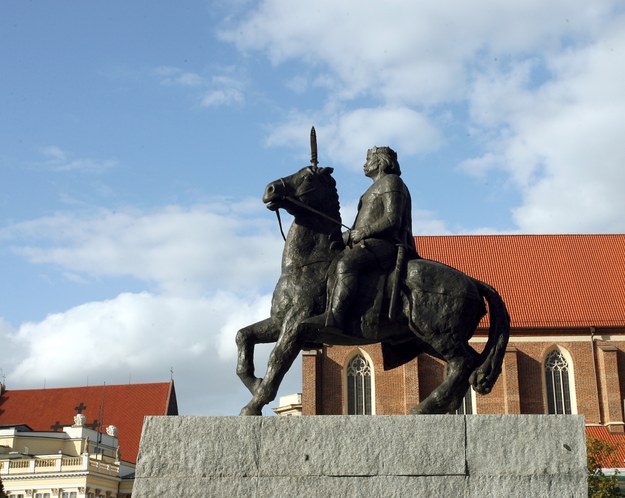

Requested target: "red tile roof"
[
  {"left": 586, "top": 426, "right": 625, "bottom": 468},
  {"left": 0, "top": 381, "right": 177, "bottom": 463},
  {"left": 416, "top": 234, "right": 625, "bottom": 328}
]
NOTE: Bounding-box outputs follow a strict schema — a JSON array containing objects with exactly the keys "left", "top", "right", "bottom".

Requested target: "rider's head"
[{"left": 366, "top": 146, "right": 401, "bottom": 176}]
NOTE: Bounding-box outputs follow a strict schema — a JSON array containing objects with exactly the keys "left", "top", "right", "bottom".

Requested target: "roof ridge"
[{"left": 4, "top": 381, "right": 172, "bottom": 393}]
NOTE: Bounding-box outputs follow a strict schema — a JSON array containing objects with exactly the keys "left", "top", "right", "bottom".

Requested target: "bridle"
[{"left": 273, "top": 176, "right": 351, "bottom": 241}]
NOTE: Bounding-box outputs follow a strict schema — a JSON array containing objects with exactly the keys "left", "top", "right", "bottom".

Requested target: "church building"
[{"left": 301, "top": 234, "right": 625, "bottom": 465}]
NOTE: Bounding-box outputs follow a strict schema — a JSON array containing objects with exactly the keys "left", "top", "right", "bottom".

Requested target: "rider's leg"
[
  {"left": 326, "top": 270, "right": 356, "bottom": 329},
  {"left": 326, "top": 245, "right": 378, "bottom": 329},
  {"left": 300, "top": 244, "right": 390, "bottom": 332}
]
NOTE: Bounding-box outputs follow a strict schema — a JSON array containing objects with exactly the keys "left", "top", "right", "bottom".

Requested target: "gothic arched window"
[
  {"left": 347, "top": 354, "right": 373, "bottom": 415},
  {"left": 544, "top": 349, "right": 573, "bottom": 414}
]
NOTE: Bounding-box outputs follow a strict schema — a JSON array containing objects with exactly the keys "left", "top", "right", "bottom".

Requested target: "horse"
[{"left": 236, "top": 164, "right": 510, "bottom": 415}]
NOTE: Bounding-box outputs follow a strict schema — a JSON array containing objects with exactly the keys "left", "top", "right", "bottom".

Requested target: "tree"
[{"left": 587, "top": 436, "right": 622, "bottom": 498}]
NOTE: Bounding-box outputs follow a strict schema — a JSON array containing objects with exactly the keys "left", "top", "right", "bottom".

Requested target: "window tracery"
[
  {"left": 347, "top": 354, "right": 372, "bottom": 415},
  {"left": 545, "top": 349, "right": 573, "bottom": 414}
]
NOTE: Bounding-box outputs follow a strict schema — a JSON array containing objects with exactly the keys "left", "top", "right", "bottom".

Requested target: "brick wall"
[{"left": 303, "top": 328, "right": 625, "bottom": 429}]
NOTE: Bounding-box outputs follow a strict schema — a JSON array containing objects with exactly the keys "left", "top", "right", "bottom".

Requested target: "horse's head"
[{"left": 263, "top": 165, "right": 341, "bottom": 227}]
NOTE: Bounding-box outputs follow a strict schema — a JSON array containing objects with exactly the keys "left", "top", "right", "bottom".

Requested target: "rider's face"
[{"left": 363, "top": 155, "right": 380, "bottom": 178}]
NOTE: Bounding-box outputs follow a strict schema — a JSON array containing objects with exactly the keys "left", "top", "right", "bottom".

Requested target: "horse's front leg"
[
  {"left": 236, "top": 318, "right": 280, "bottom": 395},
  {"left": 239, "top": 323, "right": 307, "bottom": 416}
]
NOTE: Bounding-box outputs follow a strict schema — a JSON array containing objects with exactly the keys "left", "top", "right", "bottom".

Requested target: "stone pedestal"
[{"left": 133, "top": 415, "right": 586, "bottom": 497}]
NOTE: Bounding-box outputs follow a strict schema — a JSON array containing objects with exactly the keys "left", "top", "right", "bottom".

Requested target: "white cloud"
[
  {"left": 155, "top": 66, "right": 205, "bottom": 87},
  {"left": 458, "top": 152, "right": 503, "bottom": 179},
  {"left": 1, "top": 201, "right": 301, "bottom": 415},
  {"left": 201, "top": 87, "right": 244, "bottom": 107},
  {"left": 412, "top": 209, "right": 452, "bottom": 236},
  {"left": 1, "top": 203, "right": 283, "bottom": 295},
  {"left": 222, "top": 0, "right": 625, "bottom": 234},
  {"left": 41, "top": 145, "right": 68, "bottom": 162},
  {"left": 465, "top": 17, "right": 625, "bottom": 233},
  {"left": 266, "top": 106, "right": 442, "bottom": 169},
  {"left": 201, "top": 74, "right": 246, "bottom": 107},
  {"left": 40, "top": 146, "right": 117, "bottom": 173},
  {"left": 4, "top": 291, "right": 295, "bottom": 415},
  {"left": 155, "top": 65, "right": 247, "bottom": 108},
  {"left": 220, "top": 0, "right": 614, "bottom": 105}
]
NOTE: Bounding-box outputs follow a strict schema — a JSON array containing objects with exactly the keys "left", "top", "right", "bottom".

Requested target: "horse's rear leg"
[
  {"left": 236, "top": 318, "right": 280, "bottom": 395},
  {"left": 413, "top": 343, "right": 479, "bottom": 414},
  {"left": 240, "top": 326, "right": 305, "bottom": 416}
]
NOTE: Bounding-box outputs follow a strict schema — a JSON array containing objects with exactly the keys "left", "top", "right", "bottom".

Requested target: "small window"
[
  {"left": 347, "top": 354, "right": 373, "bottom": 414},
  {"left": 545, "top": 350, "right": 573, "bottom": 414}
]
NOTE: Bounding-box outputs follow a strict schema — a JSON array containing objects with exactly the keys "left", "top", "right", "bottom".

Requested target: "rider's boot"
[
  {"left": 301, "top": 273, "right": 356, "bottom": 333},
  {"left": 325, "top": 273, "right": 356, "bottom": 331}
]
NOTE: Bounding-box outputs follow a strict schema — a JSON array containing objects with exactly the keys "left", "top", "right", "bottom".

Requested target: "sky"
[{"left": 1, "top": 1, "right": 625, "bottom": 416}]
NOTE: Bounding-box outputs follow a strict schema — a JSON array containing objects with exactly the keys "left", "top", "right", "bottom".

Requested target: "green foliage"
[
  {"left": 587, "top": 436, "right": 622, "bottom": 497},
  {"left": 0, "top": 474, "right": 6, "bottom": 498}
]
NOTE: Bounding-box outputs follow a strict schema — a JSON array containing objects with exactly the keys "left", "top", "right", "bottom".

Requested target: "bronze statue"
[
  {"left": 236, "top": 128, "right": 510, "bottom": 415},
  {"left": 306, "top": 145, "right": 418, "bottom": 332}
]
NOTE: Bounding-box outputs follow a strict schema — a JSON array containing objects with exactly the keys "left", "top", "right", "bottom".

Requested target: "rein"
[
  {"left": 274, "top": 195, "right": 350, "bottom": 242},
  {"left": 272, "top": 174, "right": 351, "bottom": 241},
  {"left": 276, "top": 209, "right": 288, "bottom": 242},
  {"left": 285, "top": 195, "right": 351, "bottom": 231}
]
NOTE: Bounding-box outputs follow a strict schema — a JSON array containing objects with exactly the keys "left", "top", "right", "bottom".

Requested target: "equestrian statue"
[{"left": 236, "top": 128, "right": 510, "bottom": 415}]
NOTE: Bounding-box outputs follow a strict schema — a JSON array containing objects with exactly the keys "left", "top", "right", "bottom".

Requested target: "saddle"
[{"left": 329, "top": 246, "right": 409, "bottom": 340}]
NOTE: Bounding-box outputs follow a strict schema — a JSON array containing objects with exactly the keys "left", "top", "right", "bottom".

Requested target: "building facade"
[
  {"left": 0, "top": 381, "right": 178, "bottom": 497},
  {"left": 0, "top": 419, "right": 133, "bottom": 498},
  {"left": 272, "top": 393, "right": 302, "bottom": 416}
]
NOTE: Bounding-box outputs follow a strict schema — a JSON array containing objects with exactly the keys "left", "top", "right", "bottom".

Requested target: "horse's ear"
[{"left": 319, "top": 166, "right": 334, "bottom": 175}]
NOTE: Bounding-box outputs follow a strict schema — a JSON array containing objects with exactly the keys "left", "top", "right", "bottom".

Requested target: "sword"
[
  {"left": 388, "top": 245, "right": 406, "bottom": 321},
  {"left": 310, "top": 126, "right": 318, "bottom": 169}
]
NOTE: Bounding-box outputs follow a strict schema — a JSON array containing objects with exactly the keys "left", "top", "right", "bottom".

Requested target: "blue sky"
[{"left": 1, "top": 1, "right": 625, "bottom": 416}]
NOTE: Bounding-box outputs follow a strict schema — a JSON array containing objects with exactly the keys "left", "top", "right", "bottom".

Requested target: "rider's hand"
[{"left": 350, "top": 228, "right": 367, "bottom": 244}]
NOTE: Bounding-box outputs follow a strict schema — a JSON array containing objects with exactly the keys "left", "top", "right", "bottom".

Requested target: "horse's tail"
[{"left": 469, "top": 280, "right": 510, "bottom": 395}]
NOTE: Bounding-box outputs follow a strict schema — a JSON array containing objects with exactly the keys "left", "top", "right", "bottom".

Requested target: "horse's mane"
[{"left": 319, "top": 171, "right": 342, "bottom": 225}]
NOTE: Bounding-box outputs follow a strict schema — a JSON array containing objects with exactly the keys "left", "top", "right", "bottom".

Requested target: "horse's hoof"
[
  {"left": 411, "top": 403, "right": 429, "bottom": 415},
  {"left": 239, "top": 405, "right": 262, "bottom": 416}
]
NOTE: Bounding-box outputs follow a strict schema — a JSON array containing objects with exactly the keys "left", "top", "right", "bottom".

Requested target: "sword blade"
[{"left": 310, "top": 126, "right": 318, "bottom": 168}]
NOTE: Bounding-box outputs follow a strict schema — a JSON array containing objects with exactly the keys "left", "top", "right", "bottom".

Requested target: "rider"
[{"left": 323, "top": 146, "right": 418, "bottom": 331}]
